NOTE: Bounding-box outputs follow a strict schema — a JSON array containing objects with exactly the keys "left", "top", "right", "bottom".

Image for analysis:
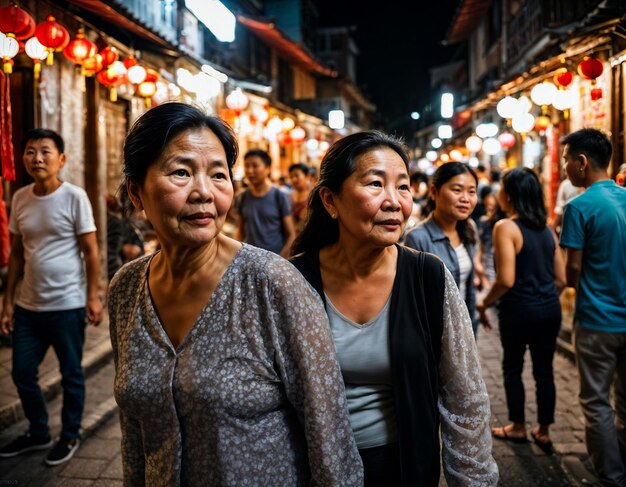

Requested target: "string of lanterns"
[{"left": 0, "top": 2, "right": 160, "bottom": 104}]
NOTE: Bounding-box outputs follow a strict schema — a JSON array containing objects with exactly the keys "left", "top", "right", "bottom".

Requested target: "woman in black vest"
[
  {"left": 477, "top": 168, "right": 565, "bottom": 452},
  {"left": 290, "top": 131, "right": 498, "bottom": 486}
]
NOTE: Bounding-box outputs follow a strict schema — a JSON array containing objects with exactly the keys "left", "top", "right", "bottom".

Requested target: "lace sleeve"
[{"left": 439, "top": 268, "right": 499, "bottom": 486}]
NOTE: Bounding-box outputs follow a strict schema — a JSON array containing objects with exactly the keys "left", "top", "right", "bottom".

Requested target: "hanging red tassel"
[{"left": 0, "top": 72, "right": 16, "bottom": 181}]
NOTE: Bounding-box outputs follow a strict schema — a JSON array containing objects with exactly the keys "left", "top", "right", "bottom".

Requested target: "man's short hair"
[
  {"left": 562, "top": 128, "right": 612, "bottom": 170},
  {"left": 244, "top": 148, "right": 272, "bottom": 167},
  {"left": 22, "top": 128, "right": 65, "bottom": 154},
  {"left": 289, "top": 163, "right": 309, "bottom": 175}
]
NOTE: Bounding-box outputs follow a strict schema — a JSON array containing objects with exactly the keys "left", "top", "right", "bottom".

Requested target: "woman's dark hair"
[
  {"left": 291, "top": 130, "right": 409, "bottom": 255},
  {"left": 119, "top": 102, "right": 238, "bottom": 215},
  {"left": 427, "top": 162, "right": 478, "bottom": 246},
  {"left": 501, "top": 167, "right": 547, "bottom": 229}
]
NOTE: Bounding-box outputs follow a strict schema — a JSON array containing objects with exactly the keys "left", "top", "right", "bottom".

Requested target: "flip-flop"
[
  {"left": 531, "top": 429, "right": 554, "bottom": 454},
  {"left": 492, "top": 426, "right": 528, "bottom": 444}
]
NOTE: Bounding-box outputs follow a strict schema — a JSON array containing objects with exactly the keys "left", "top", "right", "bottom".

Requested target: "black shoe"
[
  {"left": 45, "top": 437, "right": 80, "bottom": 466},
  {"left": 0, "top": 432, "right": 53, "bottom": 458}
]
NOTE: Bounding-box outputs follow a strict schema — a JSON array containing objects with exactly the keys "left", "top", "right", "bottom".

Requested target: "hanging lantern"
[
  {"left": 0, "top": 33, "right": 20, "bottom": 74},
  {"left": 127, "top": 65, "right": 147, "bottom": 84},
  {"left": 289, "top": 126, "right": 306, "bottom": 144},
  {"left": 96, "top": 61, "right": 126, "bottom": 101},
  {"left": 253, "top": 104, "right": 270, "bottom": 124},
  {"left": 0, "top": 4, "right": 36, "bottom": 40},
  {"left": 137, "top": 81, "right": 157, "bottom": 107},
  {"left": 25, "top": 36, "right": 48, "bottom": 79},
  {"left": 98, "top": 46, "right": 118, "bottom": 68},
  {"left": 267, "top": 115, "right": 283, "bottom": 134},
  {"left": 496, "top": 96, "right": 521, "bottom": 122},
  {"left": 63, "top": 28, "right": 96, "bottom": 66},
  {"left": 482, "top": 138, "right": 502, "bottom": 156},
  {"left": 534, "top": 115, "right": 551, "bottom": 132},
  {"left": 225, "top": 87, "right": 249, "bottom": 115},
  {"left": 35, "top": 15, "right": 70, "bottom": 65},
  {"left": 498, "top": 132, "right": 516, "bottom": 150},
  {"left": 123, "top": 55, "right": 138, "bottom": 70},
  {"left": 82, "top": 53, "right": 103, "bottom": 76},
  {"left": 465, "top": 135, "right": 483, "bottom": 153},
  {"left": 143, "top": 68, "right": 159, "bottom": 83},
  {"left": 282, "top": 117, "right": 295, "bottom": 132},
  {"left": 512, "top": 112, "right": 535, "bottom": 135},
  {"left": 552, "top": 88, "right": 576, "bottom": 119},
  {"left": 530, "top": 82, "right": 557, "bottom": 114},
  {"left": 553, "top": 69, "right": 574, "bottom": 89},
  {"left": 577, "top": 57, "right": 603, "bottom": 84}
]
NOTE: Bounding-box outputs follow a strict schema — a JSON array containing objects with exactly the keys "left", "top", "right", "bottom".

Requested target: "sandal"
[
  {"left": 492, "top": 425, "right": 528, "bottom": 444},
  {"left": 531, "top": 428, "right": 553, "bottom": 454}
]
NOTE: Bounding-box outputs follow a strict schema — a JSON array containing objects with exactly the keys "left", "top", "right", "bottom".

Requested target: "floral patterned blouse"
[{"left": 108, "top": 244, "right": 363, "bottom": 487}]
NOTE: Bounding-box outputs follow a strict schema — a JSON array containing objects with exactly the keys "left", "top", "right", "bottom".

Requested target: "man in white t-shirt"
[{"left": 0, "top": 129, "right": 103, "bottom": 466}]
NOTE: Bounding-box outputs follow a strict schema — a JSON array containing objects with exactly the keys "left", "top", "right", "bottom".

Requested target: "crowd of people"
[{"left": 0, "top": 102, "right": 624, "bottom": 487}]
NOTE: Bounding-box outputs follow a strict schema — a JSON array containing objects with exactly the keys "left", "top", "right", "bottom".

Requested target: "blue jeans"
[{"left": 12, "top": 306, "right": 86, "bottom": 440}]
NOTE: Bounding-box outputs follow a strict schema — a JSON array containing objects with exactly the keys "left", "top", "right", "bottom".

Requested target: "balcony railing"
[{"left": 506, "top": 0, "right": 603, "bottom": 67}]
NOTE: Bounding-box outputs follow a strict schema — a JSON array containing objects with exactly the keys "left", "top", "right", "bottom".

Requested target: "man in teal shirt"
[{"left": 560, "top": 128, "right": 626, "bottom": 487}]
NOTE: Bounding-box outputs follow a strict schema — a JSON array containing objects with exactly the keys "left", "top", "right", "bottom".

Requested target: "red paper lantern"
[
  {"left": 577, "top": 58, "right": 603, "bottom": 84},
  {"left": 553, "top": 69, "right": 573, "bottom": 89},
  {"left": 0, "top": 4, "right": 36, "bottom": 40},
  {"left": 144, "top": 68, "right": 159, "bottom": 83},
  {"left": 63, "top": 29, "right": 96, "bottom": 66},
  {"left": 497, "top": 132, "right": 516, "bottom": 150},
  {"left": 99, "top": 46, "right": 118, "bottom": 68},
  {"left": 96, "top": 64, "right": 126, "bottom": 101},
  {"left": 123, "top": 55, "right": 138, "bottom": 69},
  {"left": 590, "top": 88, "right": 603, "bottom": 101},
  {"left": 35, "top": 15, "right": 70, "bottom": 65}
]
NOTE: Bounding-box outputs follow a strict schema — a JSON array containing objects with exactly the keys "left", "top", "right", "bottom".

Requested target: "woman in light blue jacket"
[{"left": 404, "top": 162, "right": 481, "bottom": 334}]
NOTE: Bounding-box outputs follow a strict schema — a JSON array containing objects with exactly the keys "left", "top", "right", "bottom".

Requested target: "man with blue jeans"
[
  {"left": 0, "top": 129, "right": 103, "bottom": 466},
  {"left": 560, "top": 128, "right": 626, "bottom": 487}
]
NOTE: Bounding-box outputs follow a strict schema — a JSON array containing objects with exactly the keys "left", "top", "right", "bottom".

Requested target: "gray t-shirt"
[
  {"left": 236, "top": 186, "right": 291, "bottom": 254},
  {"left": 325, "top": 293, "right": 396, "bottom": 449}
]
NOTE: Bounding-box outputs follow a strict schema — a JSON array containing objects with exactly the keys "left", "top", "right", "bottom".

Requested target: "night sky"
[{"left": 313, "top": 0, "right": 460, "bottom": 139}]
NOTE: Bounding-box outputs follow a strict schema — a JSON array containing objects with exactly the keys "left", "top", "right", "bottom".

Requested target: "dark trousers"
[
  {"left": 12, "top": 306, "right": 86, "bottom": 440},
  {"left": 498, "top": 301, "right": 561, "bottom": 425},
  {"left": 359, "top": 442, "right": 401, "bottom": 486}
]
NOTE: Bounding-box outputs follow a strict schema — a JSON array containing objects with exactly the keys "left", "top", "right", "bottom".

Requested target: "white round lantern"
[
  {"left": 0, "top": 33, "right": 20, "bottom": 74},
  {"left": 512, "top": 112, "right": 536, "bottom": 133},
  {"left": 496, "top": 96, "right": 520, "bottom": 119},
  {"left": 267, "top": 116, "right": 283, "bottom": 134},
  {"left": 482, "top": 138, "right": 502, "bottom": 155},
  {"left": 127, "top": 65, "right": 147, "bottom": 84},
  {"left": 431, "top": 138, "right": 442, "bottom": 149},
  {"left": 25, "top": 37, "right": 48, "bottom": 61},
  {"left": 465, "top": 135, "right": 483, "bottom": 153},
  {"left": 475, "top": 122, "right": 498, "bottom": 138},
  {"left": 552, "top": 89, "right": 576, "bottom": 111},
  {"left": 225, "top": 87, "right": 249, "bottom": 113},
  {"left": 530, "top": 82, "right": 557, "bottom": 107}
]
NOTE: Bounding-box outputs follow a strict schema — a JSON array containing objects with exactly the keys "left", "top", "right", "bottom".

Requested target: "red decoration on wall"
[
  {"left": 0, "top": 4, "right": 36, "bottom": 40},
  {"left": 590, "top": 88, "right": 603, "bottom": 101},
  {"left": 35, "top": 15, "right": 70, "bottom": 65},
  {"left": 553, "top": 69, "right": 573, "bottom": 89},
  {"left": 577, "top": 58, "right": 603, "bottom": 84},
  {"left": 0, "top": 72, "right": 15, "bottom": 181}
]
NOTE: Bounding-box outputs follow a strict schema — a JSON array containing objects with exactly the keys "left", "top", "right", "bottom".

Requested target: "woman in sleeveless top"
[
  {"left": 477, "top": 168, "right": 566, "bottom": 452},
  {"left": 290, "top": 131, "right": 498, "bottom": 486}
]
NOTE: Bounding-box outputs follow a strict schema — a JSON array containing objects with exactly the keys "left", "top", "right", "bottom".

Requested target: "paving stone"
[
  {"left": 99, "top": 454, "right": 123, "bottom": 480},
  {"left": 58, "top": 458, "right": 109, "bottom": 479},
  {"left": 75, "top": 437, "right": 121, "bottom": 461}
]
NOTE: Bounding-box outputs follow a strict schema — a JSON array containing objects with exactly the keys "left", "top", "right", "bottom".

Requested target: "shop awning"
[
  {"left": 446, "top": 0, "right": 494, "bottom": 44},
  {"left": 66, "top": 0, "right": 176, "bottom": 50},
  {"left": 237, "top": 15, "right": 337, "bottom": 78}
]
